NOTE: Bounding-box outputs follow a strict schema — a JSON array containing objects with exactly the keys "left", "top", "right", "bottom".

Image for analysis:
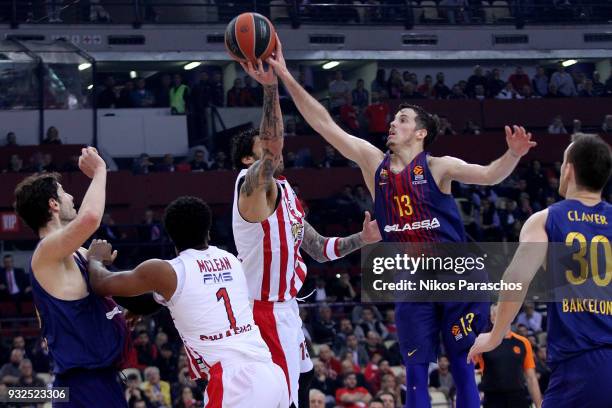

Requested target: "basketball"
[{"left": 225, "top": 12, "right": 277, "bottom": 64}]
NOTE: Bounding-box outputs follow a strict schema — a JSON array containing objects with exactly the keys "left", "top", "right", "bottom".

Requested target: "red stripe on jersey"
[
  {"left": 205, "top": 362, "right": 223, "bottom": 408},
  {"left": 416, "top": 166, "right": 435, "bottom": 242},
  {"left": 253, "top": 301, "right": 291, "bottom": 398},
  {"left": 184, "top": 345, "right": 204, "bottom": 380},
  {"left": 261, "top": 220, "right": 272, "bottom": 301},
  {"left": 407, "top": 160, "right": 426, "bottom": 242},
  {"left": 416, "top": 155, "right": 436, "bottom": 242},
  {"left": 295, "top": 255, "right": 306, "bottom": 282},
  {"left": 276, "top": 197, "right": 289, "bottom": 302},
  {"left": 282, "top": 184, "right": 305, "bottom": 299}
]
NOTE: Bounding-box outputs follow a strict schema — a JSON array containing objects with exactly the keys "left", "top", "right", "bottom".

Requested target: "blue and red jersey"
[
  {"left": 30, "top": 250, "right": 131, "bottom": 374},
  {"left": 374, "top": 151, "right": 466, "bottom": 243}
]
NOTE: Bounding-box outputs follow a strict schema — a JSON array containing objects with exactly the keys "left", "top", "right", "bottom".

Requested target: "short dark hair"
[
  {"left": 397, "top": 103, "right": 439, "bottom": 148},
  {"left": 14, "top": 173, "right": 61, "bottom": 232},
  {"left": 163, "top": 196, "right": 212, "bottom": 252},
  {"left": 568, "top": 134, "right": 612, "bottom": 192},
  {"left": 231, "top": 128, "right": 259, "bottom": 169}
]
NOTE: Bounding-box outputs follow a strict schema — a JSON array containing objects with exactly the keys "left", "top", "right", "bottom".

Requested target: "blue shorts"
[
  {"left": 53, "top": 367, "right": 127, "bottom": 408},
  {"left": 395, "top": 301, "right": 490, "bottom": 365},
  {"left": 543, "top": 348, "right": 612, "bottom": 408}
]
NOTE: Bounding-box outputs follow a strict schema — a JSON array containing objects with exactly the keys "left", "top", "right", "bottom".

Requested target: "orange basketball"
[{"left": 225, "top": 12, "right": 276, "bottom": 64}]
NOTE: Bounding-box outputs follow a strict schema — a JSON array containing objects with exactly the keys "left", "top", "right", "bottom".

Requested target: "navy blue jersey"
[
  {"left": 544, "top": 199, "right": 612, "bottom": 364},
  {"left": 374, "top": 151, "right": 466, "bottom": 243},
  {"left": 30, "top": 251, "right": 130, "bottom": 374}
]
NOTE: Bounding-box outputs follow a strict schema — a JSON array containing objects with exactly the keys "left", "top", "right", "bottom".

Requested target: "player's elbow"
[{"left": 78, "top": 210, "right": 102, "bottom": 232}]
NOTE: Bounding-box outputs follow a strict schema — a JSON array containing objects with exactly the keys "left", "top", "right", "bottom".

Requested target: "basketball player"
[
  {"left": 266, "top": 37, "right": 536, "bottom": 408},
  {"left": 232, "top": 61, "right": 382, "bottom": 408},
  {"left": 86, "top": 196, "right": 289, "bottom": 408},
  {"left": 13, "top": 147, "right": 130, "bottom": 407},
  {"left": 468, "top": 134, "right": 612, "bottom": 408}
]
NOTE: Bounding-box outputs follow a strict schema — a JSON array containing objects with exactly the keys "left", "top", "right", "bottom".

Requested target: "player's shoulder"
[
  {"left": 207, "top": 245, "right": 241, "bottom": 262},
  {"left": 429, "top": 154, "right": 464, "bottom": 166},
  {"left": 520, "top": 209, "right": 549, "bottom": 242}
]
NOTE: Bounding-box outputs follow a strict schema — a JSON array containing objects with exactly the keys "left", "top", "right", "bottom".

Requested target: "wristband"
[{"left": 324, "top": 237, "right": 341, "bottom": 260}]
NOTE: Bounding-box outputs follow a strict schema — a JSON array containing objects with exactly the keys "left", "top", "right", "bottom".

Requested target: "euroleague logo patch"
[
  {"left": 412, "top": 165, "right": 426, "bottom": 185},
  {"left": 513, "top": 346, "right": 521, "bottom": 355},
  {"left": 451, "top": 325, "right": 463, "bottom": 341},
  {"left": 379, "top": 169, "right": 389, "bottom": 185},
  {"left": 240, "top": 25, "right": 249, "bottom": 33}
]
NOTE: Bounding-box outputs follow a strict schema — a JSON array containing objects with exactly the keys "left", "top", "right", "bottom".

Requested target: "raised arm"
[
  {"left": 436, "top": 125, "right": 536, "bottom": 187},
  {"left": 35, "top": 148, "right": 107, "bottom": 263},
  {"left": 301, "top": 212, "right": 381, "bottom": 263},
  {"left": 267, "top": 36, "right": 383, "bottom": 177},
  {"left": 467, "top": 209, "right": 549, "bottom": 362},
  {"left": 87, "top": 240, "right": 176, "bottom": 300},
  {"left": 238, "top": 61, "right": 284, "bottom": 222}
]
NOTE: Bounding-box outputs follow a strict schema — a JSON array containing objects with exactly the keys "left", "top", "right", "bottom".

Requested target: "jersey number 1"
[{"left": 216, "top": 288, "right": 237, "bottom": 330}]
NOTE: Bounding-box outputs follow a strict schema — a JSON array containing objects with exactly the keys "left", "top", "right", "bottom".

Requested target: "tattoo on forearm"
[
  {"left": 301, "top": 221, "right": 365, "bottom": 263},
  {"left": 241, "top": 85, "right": 282, "bottom": 197},
  {"left": 336, "top": 232, "right": 365, "bottom": 257},
  {"left": 261, "top": 85, "right": 281, "bottom": 141}
]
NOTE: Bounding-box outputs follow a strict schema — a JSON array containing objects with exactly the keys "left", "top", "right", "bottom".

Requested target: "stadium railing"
[{"left": 1, "top": 1, "right": 611, "bottom": 27}]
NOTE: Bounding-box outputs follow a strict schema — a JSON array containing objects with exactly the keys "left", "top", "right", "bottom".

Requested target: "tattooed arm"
[
  {"left": 238, "top": 61, "right": 284, "bottom": 222},
  {"left": 301, "top": 212, "right": 381, "bottom": 263}
]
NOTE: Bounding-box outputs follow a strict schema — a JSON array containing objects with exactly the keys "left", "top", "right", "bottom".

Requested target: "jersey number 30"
[{"left": 565, "top": 232, "right": 612, "bottom": 286}]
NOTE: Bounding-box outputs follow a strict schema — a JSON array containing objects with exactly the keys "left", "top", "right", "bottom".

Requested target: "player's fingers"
[
  {"left": 504, "top": 125, "right": 512, "bottom": 138},
  {"left": 266, "top": 57, "right": 277, "bottom": 67},
  {"left": 467, "top": 348, "right": 476, "bottom": 364},
  {"left": 364, "top": 211, "right": 371, "bottom": 223},
  {"left": 275, "top": 33, "right": 282, "bottom": 53},
  {"left": 257, "top": 59, "right": 265, "bottom": 74},
  {"left": 239, "top": 62, "right": 248, "bottom": 72},
  {"left": 111, "top": 250, "right": 118, "bottom": 262}
]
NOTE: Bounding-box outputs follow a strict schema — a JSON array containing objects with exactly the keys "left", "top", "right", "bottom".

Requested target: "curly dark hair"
[
  {"left": 397, "top": 103, "right": 440, "bottom": 148},
  {"left": 231, "top": 128, "right": 259, "bottom": 169},
  {"left": 14, "top": 173, "right": 61, "bottom": 232},
  {"left": 568, "top": 133, "right": 612, "bottom": 192},
  {"left": 163, "top": 196, "right": 212, "bottom": 252}
]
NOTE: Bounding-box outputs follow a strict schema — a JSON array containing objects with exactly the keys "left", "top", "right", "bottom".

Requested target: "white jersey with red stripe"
[
  {"left": 153, "top": 246, "right": 272, "bottom": 380},
  {"left": 232, "top": 169, "right": 308, "bottom": 302}
]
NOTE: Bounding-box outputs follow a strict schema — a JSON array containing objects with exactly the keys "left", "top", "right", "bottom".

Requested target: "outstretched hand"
[
  {"left": 505, "top": 125, "right": 536, "bottom": 157},
  {"left": 87, "top": 239, "right": 117, "bottom": 265},
  {"left": 360, "top": 211, "right": 382, "bottom": 244},
  {"left": 265, "top": 34, "right": 288, "bottom": 77},
  {"left": 78, "top": 147, "right": 106, "bottom": 179},
  {"left": 240, "top": 59, "right": 277, "bottom": 86}
]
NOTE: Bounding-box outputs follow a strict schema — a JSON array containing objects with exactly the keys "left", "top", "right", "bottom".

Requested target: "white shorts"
[
  {"left": 253, "top": 299, "right": 314, "bottom": 407},
  {"left": 204, "top": 360, "right": 289, "bottom": 408}
]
